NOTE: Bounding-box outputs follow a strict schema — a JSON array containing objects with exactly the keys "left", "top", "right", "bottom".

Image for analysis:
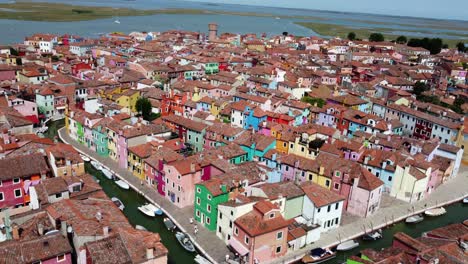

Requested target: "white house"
[
  {"left": 216, "top": 198, "right": 258, "bottom": 244},
  {"left": 299, "top": 182, "right": 345, "bottom": 233},
  {"left": 434, "top": 144, "right": 463, "bottom": 180}
]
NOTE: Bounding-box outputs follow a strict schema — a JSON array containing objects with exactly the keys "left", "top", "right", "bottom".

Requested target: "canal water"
[
  {"left": 322, "top": 202, "right": 468, "bottom": 264},
  {"left": 85, "top": 163, "right": 197, "bottom": 264}
]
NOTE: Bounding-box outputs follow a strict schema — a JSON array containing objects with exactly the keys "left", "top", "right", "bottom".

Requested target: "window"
[
  {"left": 245, "top": 236, "right": 249, "bottom": 244},
  {"left": 219, "top": 212, "right": 222, "bottom": 219},
  {"left": 335, "top": 218, "right": 339, "bottom": 225},
  {"left": 335, "top": 203, "right": 339, "bottom": 210},
  {"left": 197, "top": 187, "right": 201, "bottom": 193},
  {"left": 229, "top": 221, "right": 232, "bottom": 228},
  {"left": 196, "top": 210, "right": 200, "bottom": 217},
  {"left": 325, "top": 180, "right": 331, "bottom": 187},
  {"left": 13, "top": 178, "right": 20, "bottom": 184},
  {"left": 327, "top": 205, "right": 331, "bottom": 212},
  {"left": 57, "top": 254, "right": 66, "bottom": 262},
  {"left": 0, "top": 180, "right": 2, "bottom": 187},
  {"left": 317, "top": 208, "right": 321, "bottom": 213},
  {"left": 334, "top": 183, "right": 340, "bottom": 190},
  {"left": 14, "top": 189, "right": 22, "bottom": 198},
  {"left": 234, "top": 227, "right": 239, "bottom": 235},
  {"left": 218, "top": 226, "right": 222, "bottom": 233},
  {"left": 55, "top": 193, "right": 62, "bottom": 198},
  {"left": 388, "top": 176, "right": 392, "bottom": 181},
  {"left": 207, "top": 194, "right": 212, "bottom": 200},
  {"left": 276, "top": 231, "right": 283, "bottom": 240},
  {"left": 196, "top": 197, "right": 201, "bottom": 205},
  {"left": 207, "top": 204, "right": 211, "bottom": 212},
  {"left": 276, "top": 246, "right": 282, "bottom": 254},
  {"left": 269, "top": 213, "right": 275, "bottom": 219},
  {"left": 0, "top": 192, "right": 3, "bottom": 201},
  {"left": 206, "top": 217, "right": 210, "bottom": 224}
]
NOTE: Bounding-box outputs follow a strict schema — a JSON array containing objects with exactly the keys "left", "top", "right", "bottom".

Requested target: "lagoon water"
[{"left": 0, "top": 0, "right": 467, "bottom": 44}]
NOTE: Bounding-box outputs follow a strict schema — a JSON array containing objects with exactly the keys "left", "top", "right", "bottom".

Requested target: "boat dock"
[{"left": 59, "top": 128, "right": 231, "bottom": 264}]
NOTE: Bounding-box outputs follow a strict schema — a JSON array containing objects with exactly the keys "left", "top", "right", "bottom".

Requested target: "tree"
[
  {"left": 135, "top": 97, "right": 153, "bottom": 121},
  {"left": 347, "top": 32, "right": 356, "bottom": 41},
  {"left": 412, "top": 81, "right": 430, "bottom": 96},
  {"left": 396, "top": 36, "right": 407, "bottom": 44},
  {"left": 407, "top": 37, "right": 444, "bottom": 54},
  {"left": 369, "top": 33, "right": 384, "bottom": 42},
  {"left": 301, "top": 96, "right": 325, "bottom": 108},
  {"left": 282, "top": 31, "right": 288, "bottom": 36},
  {"left": 456, "top": 42, "right": 466, "bottom": 52}
]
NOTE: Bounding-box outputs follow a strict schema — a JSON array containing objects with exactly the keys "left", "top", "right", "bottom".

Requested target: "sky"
[{"left": 185, "top": 0, "right": 468, "bottom": 21}]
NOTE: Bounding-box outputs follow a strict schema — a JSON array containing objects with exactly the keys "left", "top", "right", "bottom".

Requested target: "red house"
[{"left": 0, "top": 153, "right": 50, "bottom": 209}]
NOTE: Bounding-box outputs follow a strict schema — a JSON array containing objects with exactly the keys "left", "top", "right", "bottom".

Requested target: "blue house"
[
  {"left": 234, "top": 133, "right": 276, "bottom": 161},
  {"left": 243, "top": 107, "right": 267, "bottom": 131}
]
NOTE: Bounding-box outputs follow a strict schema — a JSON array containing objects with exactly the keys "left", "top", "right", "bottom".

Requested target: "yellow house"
[
  {"left": 100, "top": 87, "right": 124, "bottom": 100},
  {"left": 288, "top": 131, "right": 318, "bottom": 159},
  {"left": 106, "top": 125, "right": 120, "bottom": 163},
  {"left": 127, "top": 143, "right": 153, "bottom": 180},
  {"left": 115, "top": 89, "right": 140, "bottom": 114}
]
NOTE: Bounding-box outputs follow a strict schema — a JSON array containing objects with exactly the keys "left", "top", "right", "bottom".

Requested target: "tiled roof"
[
  {"left": 0, "top": 153, "right": 49, "bottom": 180},
  {"left": 300, "top": 181, "right": 345, "bottom": 207}
]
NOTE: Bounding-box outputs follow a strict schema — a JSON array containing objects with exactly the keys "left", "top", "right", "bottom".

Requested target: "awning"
[
  {"left": 25, "top": 115, "right": 39, "bottom": 124},
  {"left": 229, "top": 238, "right": 249, "bottom": 256}
]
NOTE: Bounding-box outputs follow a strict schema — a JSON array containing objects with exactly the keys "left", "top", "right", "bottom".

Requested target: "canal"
[
  {"left": 85, "top": 163, "right": 197, "bottom": 264},
  {"left": 322, "top": 202, "right": 468, "bottom": 264},
  {"left": 45, "top": 121, "right": 467, "bottom": 264}
]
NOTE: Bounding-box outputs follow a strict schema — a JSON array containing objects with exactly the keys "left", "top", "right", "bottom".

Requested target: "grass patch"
[{"left": 295, "top": 22, "right": 467, "bottom": 48}]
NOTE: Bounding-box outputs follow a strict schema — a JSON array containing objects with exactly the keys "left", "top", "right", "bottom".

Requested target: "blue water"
[{"left": 0, "top": 0, "right": 466, "bottom": 44}]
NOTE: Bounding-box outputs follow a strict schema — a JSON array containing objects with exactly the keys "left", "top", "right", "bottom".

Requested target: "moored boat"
[
  {"left": 101, "top": 168, "right": 113, "bottom": 179},
  {"left": 463, "top": 198, "right": 468, "bottom": 204},
  {"left": 163, "top": 217, "right": 176, "bottom": 231},
  {"left": 406, "top": 214, "right": 424, "bottom": 224},
  {"left": 111, "top": 197, "right": 125, "bottom": 211},
  {"left": 146, "top": 203, "right": 163, "bottom": 215},
  {"left": 425, "top": 207, "right": 446, "bottom": 216},
  {"left": 194, "top": 254, "right": 212, "bottom": 264},
  {"left": 115, "top": 180, "right": 130, "bottom": 190},
  {"left": 302, "top": 248, "right": 336, "bottom": 263},
  {"left": 80, "top": 154, "right": 90, "bottom": 162},
  {"left": 362, "top": 230, "right": 383, "bottom": 241},
  {"left": 176, "top": 232, "right": 196, "bottom": 252},
  {"left": 138, "top": 204, "right": 156, "bottom": 217},
  {"left": 90, "top": 160, "right": 103, "bottom": 171},
  {"left": 336, "top": 240, "right": 359, "bottom": 251},
  {"left": 135, "top": 225, "right": 147, "bottom": 231}
]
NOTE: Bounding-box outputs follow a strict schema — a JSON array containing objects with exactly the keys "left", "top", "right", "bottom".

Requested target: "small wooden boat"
[
  {"left": 336, "top": 240, "right": 359, "bottom": 251},
  {"left": 90, "top": 160, "right": 103, "bottom": 171},
  {"left": 176, "top": 232, "right": 196, "bottom": 252},
  {"left": 425, "top": 207, "right": 446, "bottom": 216},
  {"left": 362, "top": 230, "right": 382, "bottom": 241},
  {"left": 115, "top": 180, "right": 130, "bottom": 190},
  {"left": 302, "top": 248, "right": 336, "bottom": 263},
  {"left": 101, "top": 168, "right": 113, "bottom": 179},
  {"left": 406, "top": 214, "right": 424, "bottom": 224},
  {"left": 80, "top": 154, "right": 90, "bottom": 162},
  {"left": 463, "top": 198, "right": 468, "bottom": 204},
  {"left": 164, "top": 217, "right": 176, "bottom": 231},
  {"left": 194, "top": 254, "right": 212, "bottom": 264},
  {"left": 135, "top": 225, "right": 147, "bottom": 231},
  {"left": 111, "top": 197, "right": 125, "bottom": 211},
  {"left": 138, "top": 204, "right": 156, "bottom": 217}
]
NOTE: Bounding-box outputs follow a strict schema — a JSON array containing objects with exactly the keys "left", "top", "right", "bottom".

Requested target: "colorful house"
[
  {"left": 229, "top": 200, "right": 289, "bottom": 264},
  {"left": 114, "top": 89, "right": 140, "bottom": 114},
  {"left": 144, "top": 146, "right": 183, "bottom": 195},
  {"left": 234, "top": 133, "right": 276, "bottom": 161},
  {"left": 194, "top": 179, "right": 229, "bottom": 231},
  {"left": 163, "top": 158, "right": 202, "bottom": 208}
]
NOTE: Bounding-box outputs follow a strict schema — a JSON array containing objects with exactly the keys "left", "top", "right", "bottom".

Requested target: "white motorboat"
[
  {"left": 115, "top": 180, "right": 130, "bottom": 190},
  {"left": 145, "top": 203, "right": 162, "bottom": 215},
  {"left": 463, "top": 198, "right": 468, "bottom": 204},
  {"left": 90, "top": 160, "right": 103, "bottom": 171},
  {"left": 138, "top": 204, "right": 156, "bottom": 217},
  {"left": 406, "top": 214, "right": 424, "bottom": 224},
  {"left": 101, "top": 168, "right": 113, "bottom": 179},
  {"left": 114, "top": 19, "right": 121, "bottom": 24},
  {"left": 176, "top": 232, "right": 196, "bottom": 252},
  {"left": 135, "top": 225, "right": 147, "bottom": 231},
  {"left": 362, "top": 230, "right": 383, "bottom": 241},
  {"left": 336, "top": 240, "right": 359, "bottom": 251},
  {"left": 111, "top": 197, "right": 125, "bottom": 211},
  {"left": 194, "top": 254, "right": 212, "bottom": 264},
  {"left": 302, "top": 248, "right": 336, "bottom": 263},
  {"left": 80, "top": 154, "right": 90, "bottom": 162},
  {"left": 425, "top": 207, "right": 446, "bottom": 216}
]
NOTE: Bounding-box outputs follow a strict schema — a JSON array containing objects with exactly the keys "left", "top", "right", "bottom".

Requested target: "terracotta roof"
[
  {"left": 0, "top": 153, "right": 49, "bottom": 180},
  {"left": 235, "top": 202, "right": 289, "bottom": 237},
  {"left": 300, "top": 181, "right": 345, "bottom": 207}
]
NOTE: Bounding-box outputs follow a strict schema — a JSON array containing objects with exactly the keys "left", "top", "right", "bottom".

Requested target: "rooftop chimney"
[
  {"left": 103, "top": 226, "right": 109, "bottom": 237},
  {"left": 12, "top": 224, "right": 20, "bottom": 240},
  {"left": 146, "top": 247, "right": 154, "bottom": 260}
]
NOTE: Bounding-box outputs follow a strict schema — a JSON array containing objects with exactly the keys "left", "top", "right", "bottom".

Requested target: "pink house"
[
  {"left": 346, "top": 168, "right": 384, "bottom": 217},
  {"left": 9, "top": 97, "right": 39, "bottom": 124},
  {"left": 230, "top": 200, "right": 289, "bottom": 264},
  {"left": 163, "top": 158, "right": 202, "bottom": 208},
  {"left": 144, "top": 146, "right": 183, "bottom": 196}
]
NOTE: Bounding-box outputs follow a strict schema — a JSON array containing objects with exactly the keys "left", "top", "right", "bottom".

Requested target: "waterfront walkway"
[
  {"left": 271, "top": 167, "right": 468, "bottom": 264},
  {"left": 58, "top": 128, "right": 231, "bottom": 264}
]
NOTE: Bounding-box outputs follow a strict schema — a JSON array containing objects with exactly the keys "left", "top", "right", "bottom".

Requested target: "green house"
[
  {"left": 92, "top": 126, "right": 109, "bottom": 157},
  {"left": 194, "top": 180, "right": 228, "bottom": 231},
  {"left": 204, "top": 62, "right": 219, "bottom": 75}
]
